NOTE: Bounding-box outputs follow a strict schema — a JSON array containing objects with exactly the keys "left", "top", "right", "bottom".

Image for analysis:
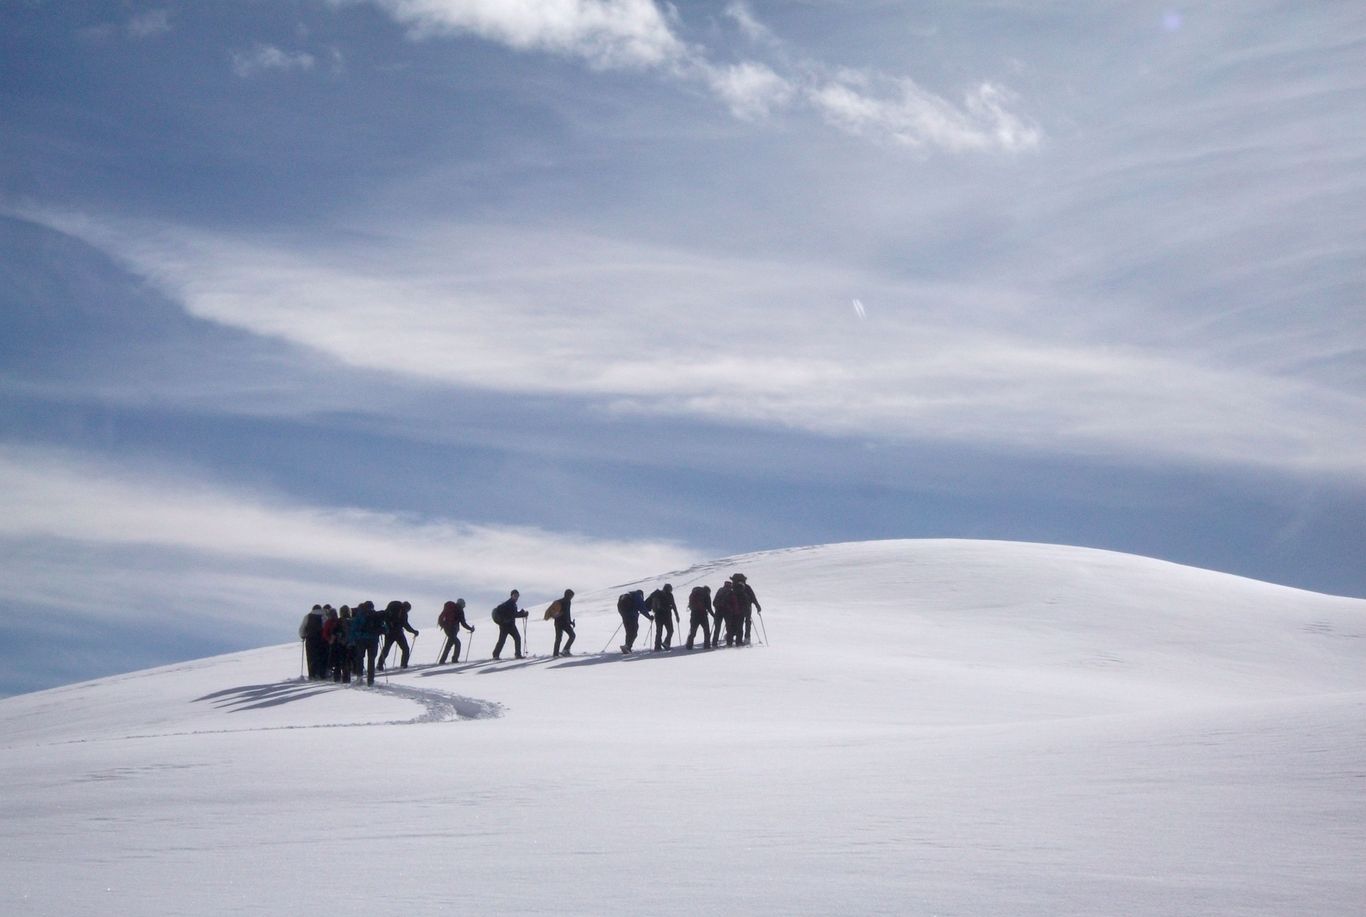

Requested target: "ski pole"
[
  {"left": 601, "top": 620, "right": 623, "bottom": 654},
  {"left": 465, "top": 630, "right": 475, "bottom": 663},
  {"left": 410, "top": 632, "right": 419, "bottom": 667},
  {"left": 299, "top": 640, "right": 305, "bottom": 679},
  {"left": 757, "top": 609, "right": 769, "bottom": 646}
]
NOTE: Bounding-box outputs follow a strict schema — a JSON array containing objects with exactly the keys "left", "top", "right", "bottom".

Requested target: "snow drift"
[{"left": 1, "top": 540, "right": 1363, "bottom": 916}]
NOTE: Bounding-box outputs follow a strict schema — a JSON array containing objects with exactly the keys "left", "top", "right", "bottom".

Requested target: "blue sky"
[{"left": 2, "top": 1, "right": 1363, "bottom": 696}]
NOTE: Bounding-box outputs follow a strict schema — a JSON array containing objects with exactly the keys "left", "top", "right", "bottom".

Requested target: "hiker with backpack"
[
  {"left": 686, "top": 585, "right": 713, "bottom": 650},
  {"left": 648, "top": 584, "right": 680, "bottom": 651},
  {"left": 299, "top": 605, "right": 327, "bottom": 679},
  {"left": 350, "top": 601, "right": 384, "bottom": 686},
  {"left": 732, "top": 574, "right": 761, "bottom": 645},
  {"left": 713, "top": 580, "right": 738, "bottom": 646},
  {"left": 437, "top": 599, "right": 475, "bottom": 664},
  {"left": 491, "top": 590, "right": 528, "bottom": 659},
  {"left": 546, "top": 589, "right": 576, "bottom": 657},
  {"left": 378, "top": 600, "right": 419, "bottom": 670},
  {"left": 615, "top": 589, "right": 653, "bottom": 654}
]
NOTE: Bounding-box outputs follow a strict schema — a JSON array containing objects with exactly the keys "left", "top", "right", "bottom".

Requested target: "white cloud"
[
  {"left": 345, "top": 0, "right": 1038, "bottom": 154},
  {"left": 359, "top": 0, "right": 687, "bottom": 69},
  {"left": 808, "top": 77, "right": 1041, "bottom": 153},
  {"left": 230, "top": 43, "right": 317, "bottom": 78},
  {"left": 0, "top": 445, "right": 702, "bottom": 628},
  {"left": 127, "top": 9, "right": 172, "bottom": 39},
  {"left": 701, "top": 60, "right": 794, "bottom": 120},
  {"left": 26, "top": 210, "right": 1366, "bottom": 480}
]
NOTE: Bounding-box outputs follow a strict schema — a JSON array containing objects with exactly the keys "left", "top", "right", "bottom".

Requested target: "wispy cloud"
[
  {"left": 26, "top": 210, "right": 1364, "bottom": 480},
  {"left": 344, "top": 0, "right": 1038, "bottom": 152},
  {"left": 360, "top": 0, "right": 686, "bottom": 69},
  {"left": 127, "top": 9, "right": 172, "bottom": 39},
  {"left": 808, "top": 76, "right": 1041, "bottom": 153},
  {"left": 0, "top": 444, "right": 702, "bottom": 628},
  {"left": 230, "top": 43, "right": 317, "bottom": 78}
]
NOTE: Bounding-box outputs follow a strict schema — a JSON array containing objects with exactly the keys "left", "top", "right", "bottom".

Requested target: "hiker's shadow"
[{"left": 193, "top": 682, "right": 332, "bottom": 712}]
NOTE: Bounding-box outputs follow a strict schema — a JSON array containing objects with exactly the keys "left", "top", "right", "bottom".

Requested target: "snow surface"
[{"left": 1, "top": 539, "right": 1363, "bottom": 916}]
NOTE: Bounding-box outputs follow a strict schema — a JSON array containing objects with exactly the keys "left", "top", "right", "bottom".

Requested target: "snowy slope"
[{"left": 1, "top": 540, "right": 1363, "bottom": 917}]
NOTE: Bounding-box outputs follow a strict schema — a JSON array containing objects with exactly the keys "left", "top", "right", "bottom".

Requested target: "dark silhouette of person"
[
  {"left": 648, "top": 584, "right": 680, "bottom": 650},
  {"left": 713, "top": 580, "right": 738, "bottom": 646},
  {"left": 491, "top": 590, "right": 528, "bottom": 659},
  {"left": 731, "top": 574, "right": 761, "bottom": 645},
  {"left": 686, "top": 585, "right": 713, "bottom": 650},
  {"left": 616, "top": 589, "right": 653, "bottom": 654},
  {"left": 350, "top": 601, "right": 384, "bottom": 686},
  {"left": 378, "top": 600, "right": 418, "bottom": 669},
  {"left": 548, "top": 589, "right": 576, "bottom": 657},
  {"left": 438, "top": 599, "right": 475, "bottom": 664}
]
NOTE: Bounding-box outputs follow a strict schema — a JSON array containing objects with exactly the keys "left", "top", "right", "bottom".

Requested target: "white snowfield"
[{"left": 1, "top": 540, "right": 1363, "bottom": 917}]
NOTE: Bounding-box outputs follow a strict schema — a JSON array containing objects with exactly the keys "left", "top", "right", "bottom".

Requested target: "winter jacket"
[
  {"left": 688, "top": 586, "right": 713, "bottom": 618},
  {"left": 492, "top": 597, "right": 525, "bottom": 625},
  {"left": 648, "top": 589, "right": 679, "bottom": 622}
]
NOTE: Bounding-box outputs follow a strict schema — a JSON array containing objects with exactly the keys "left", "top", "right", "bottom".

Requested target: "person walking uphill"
[
  {"left": 299, "top": 605, "right": 326, "bottom": 679},
  {"left": 616, "top": 589, "right": 653, "bottom": 654},
  {"left": 546, "top": 589, "right": 576, "bottom": 657},
  {"left": 437, "top": 599, "right": 475, "bottom": 665},
  {"left": 350, "top": 600, "right": 384, "bottom": 686},
  {"left": 686, "top": 585, "right": 712, "bottom": 650},
  {"left": 648, "top": 584, "right": 680, "bottom": 651},
  {"left": 379, "top": 600, "right": 419, "bottom": 670},
  {"left": 491, "top": 590, "right": 528, "bottom": 659},
  {"left": 732, "top": 573, "right": 762, "bottom": 645},
  {"left": 713, "top": 579, "right": 738, "bottom": 647}
]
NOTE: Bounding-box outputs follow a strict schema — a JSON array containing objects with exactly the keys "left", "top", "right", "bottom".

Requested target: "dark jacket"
[
  {"left": 385, "top": 601, "right": 418, "bottom": 637},
  {"left": 617, "top": 589, "right": 652, "bottom": 620},
  {"left": 688, "top": 586, "right": 713, "bottom": 618},
  {"left": 648, "top": 588, "right": 679, "bottom": 622},
  {"left": 492, "top": 597, "right": 526, "bottom": 625},
  {"left": 733, "top": 582, "right": 760, "bottom": 613}
]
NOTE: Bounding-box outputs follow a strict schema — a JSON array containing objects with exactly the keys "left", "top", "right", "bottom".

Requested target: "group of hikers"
[{"left": 297, "top": 573, "right": 761, "bottom": 686}]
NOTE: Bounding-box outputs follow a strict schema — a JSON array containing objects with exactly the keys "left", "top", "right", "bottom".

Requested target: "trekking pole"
[
  {"left": 522, "top": 617, "right": 530, "bottom": 656},
  {"left": 410, "top": 632, "right": 419, "bottom": 667},
  {"left": 757, "top": 609, "right": 769, "bottom": 646},
  {"left": 465, "top": 631, "right": 474, "bottom": 663},
  {"left": 601, "top": 620, "right": 623, "bottom": 654}
]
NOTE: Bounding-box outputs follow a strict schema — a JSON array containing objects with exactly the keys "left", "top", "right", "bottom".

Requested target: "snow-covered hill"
[{"left": 2, "top": 540, "right": 1363, "bottom": 916}]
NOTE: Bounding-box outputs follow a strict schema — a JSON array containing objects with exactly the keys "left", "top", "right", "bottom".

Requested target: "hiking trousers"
[
  {"left": 493, "top": 621, "right": 522, "bottom": 659},
  {"left": 687, "top": 614, "right": 711, "bottom": 649},
  {"left": 438, "top": 627, "right": 463, "bottom": 664},
  {"left": 554, "top": 618, "right": 576, "bottom": 655}
]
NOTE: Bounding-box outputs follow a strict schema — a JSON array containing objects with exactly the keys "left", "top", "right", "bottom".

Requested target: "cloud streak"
[
  {"left": 343, "top": 0, "right": 1038, "bottom": 153},
  {"left": 26, "top": 210, "right": 1365, "bottom": 480},
  {"left": 0, "top": 444, "right": 703, "bottom": 634}
]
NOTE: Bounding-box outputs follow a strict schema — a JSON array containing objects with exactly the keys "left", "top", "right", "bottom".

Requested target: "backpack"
[
  {"left": 544, "top": 599, "right": 563, "bottom": 621},
  {"left": 302, "top": 613, "right": 323, "bottom": 639},
  {"left": 689, "top": 586, "right": 710, "bottom": 613},
  {"left": 438, "top": 607, "right": 455, "bottom": 630},
  {"left": 714, "top": 582, "right": 734, "bottom": 612},
  {"left": 617, "top": 593, "right": 631, "bottom": 615}
]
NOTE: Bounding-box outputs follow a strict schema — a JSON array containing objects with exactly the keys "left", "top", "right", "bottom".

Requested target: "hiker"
[
  {"left": 437, "top": 599, "right": 475, "bottom": 664},
  {"left": 378, "top": 600, "right": 419, "bottom": 670},
  {"left": 350, "top": 600, "right": 384, "bottom": 686},
  {"left": 299, "top": 605, "right": 326, "bottom": 679},
  {"left": 615, "top": 588, "right": 653, "bottom": 654},
  {"left": 713, "top": 580, "right": 738, "bottom": 646},
  {"left": 732, "top": 574, "right": 761, "bottom": 645},
  {"left": 648, "top": 584, "right": 680, "bottom": 651},
  {"left": 546, "top": 589, "right": 576, "bottom": 657},
  {"left": 320, "top": 607, "right": 344, "bottom": 682},
  {"left": 331, "top": 606, "right": 353, "bottom": 683},
  {"left": 686, "top": 585, "right": 713, "bottom": 650},
  {"left": 491, "top": 590, "right": 528, "bottom": 659}
]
